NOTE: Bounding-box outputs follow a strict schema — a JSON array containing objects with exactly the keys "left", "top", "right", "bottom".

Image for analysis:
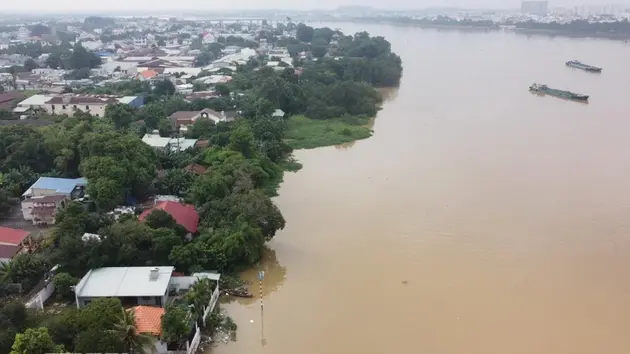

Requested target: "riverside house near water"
[{"left": 74, "top": 266, "right": 221, "bottom": 309}]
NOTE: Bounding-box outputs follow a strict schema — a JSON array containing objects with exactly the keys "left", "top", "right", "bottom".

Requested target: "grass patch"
[{"left": 284, "top": 115, "right": 373, "bottom": 149}]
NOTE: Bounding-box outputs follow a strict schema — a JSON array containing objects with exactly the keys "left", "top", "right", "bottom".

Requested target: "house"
[
  {"left": 74, "top": 266, "right": 175, "bottom": 308},
  {"left": 43, "top": 94, "right": 144, "bottom": 117},
  {"left": 168, "top": 108, "right": 227, "bottom": 129},
  {"left": 74, "top": 267, "right": 221, "bottom": 311},
  {"left": 0, "top": 226, "right": 29, "bottom": 246},
  {"left": 137, "top": 69, "right": 159, "bottom": 80},
  {"left": 222, "top": 45, "right": 241, "bottom": 55},
  {"left": 12, "top": 94, "right": 53, "bottom": 114},
  {"left": 0, "top": 244, "right": 21, "bottom": 264},
  {"left": 141, "top": 131, "right": 199, "bottom": 152},
  {"left": 139, "top": 201, "right": 199, "bottom": 235},
  {"left": 21, "top": 177, "right": 87, "bottom": 222},
  {"left": 0, "top": 92, "right": 25, "bottom": 110},
  {"left": 129, "top": 306, "right": 170, "bottom": 353},
  {"left": 184, "top": 163, "right": 207, "bottom": 175},
  {"left": 30, "top": 195, "right": 70, "bottom": 226}
]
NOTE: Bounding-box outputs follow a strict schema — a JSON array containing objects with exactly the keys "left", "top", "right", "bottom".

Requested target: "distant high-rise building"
[{"left": 521, "top": 1, "right": 549, "bottom": 16}]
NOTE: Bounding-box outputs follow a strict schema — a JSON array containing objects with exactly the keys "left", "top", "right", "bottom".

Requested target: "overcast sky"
[{"left": 1, "top": 0, "right": 627, "bottom": 12}]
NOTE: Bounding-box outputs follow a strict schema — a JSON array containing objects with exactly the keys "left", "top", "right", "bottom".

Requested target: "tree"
[
  {"left": 1, "top": 254, "right": 48, "bottom": 291},
  {"left": 44, "top": 308, "right": 80, "bottom": 351},
  {"left": 184, "top": 278, "right": 214, "bottom": 322},
  {"left": 23, "top": 58, "right": 38, "bottom": 72},
  {"left": 44, "top": 52, "right": 62, "bottom": 69},
  {"left": 68, "top": 42, "right": 102, "bottom": 69},
  {"left": 78, "top": 298, "right": 123, "bottom": 332},
  {"left": 296, "top": 23, "right": 315, "bottom": 42},
  {"left": 215, "top": 83, "right": 230, "bottom": 96},
  {"left": 10, "top": 328, "right": 65, "bottom": 354},
  {"left": 194, "top": 51, "right": 214, "bottom": 67},
  {"left": 186, "top": 118, "right": 215, "bottom": 139},
  {"left": 80, "top": 156, "right": 126, "bottom": 210},
  {"left": 161, "top": 305, "right": 190, "bottom": 344},
  {"left": 157, "top": 39, "right": 166, "bottom": 47},
  {"left": 110, "top": 308, "right": 153, "bottom": 354},
  {"left": 228, "top": 122, "right": 255, "bottom": 158},
  {"left": 311, "top": 45, "right": 327, "bottom": 59},
  {"left": 105, "top": 103, "right": 136, "bottom": 129},
  {"left": 151, "top": 228, "right": 183, "bottom": 265},
  {"left": 29, "top": 24, "right": 51, "bottom": 37},
  {"left": 153, "top": 79, "right": 175, "bottom": 97},
  {"left": 159, "top": 169, "right": 194, "bottom": 197},
  {"left": 53, "top": 272, "right": 78, "bottom": 301},
  {"left": 64, "top": 68, "right": 91, "bottom": 80},
  {"left": 138, "top": 102, "right": 165, "bottom": 130}
]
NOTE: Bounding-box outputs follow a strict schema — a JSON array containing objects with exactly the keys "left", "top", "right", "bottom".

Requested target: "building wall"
[
  {"left": 126, "top": 96, "right": 144, "bottom": 109},
  {"left": 45, "top": 103, "right": 107, "bottom": 117},
  {"left": 21, "top": 200, "right": 34, "bottom": 221}
]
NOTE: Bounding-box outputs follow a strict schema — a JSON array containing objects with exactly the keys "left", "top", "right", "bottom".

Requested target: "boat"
[
  {"left": 529, "top": 83, "right": 589, "bottom": 101},
  {"left": 565, "top": 60, "right": 602, "bottom": 72}
]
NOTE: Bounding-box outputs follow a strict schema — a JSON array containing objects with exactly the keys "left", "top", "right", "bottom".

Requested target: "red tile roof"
[
  {"left": 0, "top": 227, "right": 29, "bottom": 245},
  {"left": 129, "top": 306, "right": 165, "bottom": 336},
  {"left": 139, "top": 201, "right": 199, "bottom": 234}
]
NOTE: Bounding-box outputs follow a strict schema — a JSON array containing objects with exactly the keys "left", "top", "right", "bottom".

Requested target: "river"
[{"left": 210, "top": 24, "right": 630, "bottom": 354}]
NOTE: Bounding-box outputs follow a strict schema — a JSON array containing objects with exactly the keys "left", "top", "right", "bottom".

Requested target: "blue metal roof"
[{"left": 23, "top": 177, "right": 87, "bottom": 196}]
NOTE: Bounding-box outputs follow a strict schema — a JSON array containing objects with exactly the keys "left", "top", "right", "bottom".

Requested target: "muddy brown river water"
[{"left": 210, "top": 23, "right": 630, "bottom": 354}]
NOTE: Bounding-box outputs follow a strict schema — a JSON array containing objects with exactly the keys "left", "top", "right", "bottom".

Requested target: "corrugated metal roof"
[
  {"left": 22, "top": 177, "right": 87, "bottom": 197},
  {"left": 75, "top": 266, "right": 175, "bottom": 298}
]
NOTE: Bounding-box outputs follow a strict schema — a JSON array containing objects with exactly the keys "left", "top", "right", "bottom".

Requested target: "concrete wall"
[
  {"left": 25, "top": 281, "right": 55, "bottom": 310},
  {"left": 45, "top": 103, "right": 107, "bottom": 117}
]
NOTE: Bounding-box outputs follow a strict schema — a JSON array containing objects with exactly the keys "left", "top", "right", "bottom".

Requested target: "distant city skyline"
[{"left": 1, "top": 0, "right": 629, "bottom": 14}]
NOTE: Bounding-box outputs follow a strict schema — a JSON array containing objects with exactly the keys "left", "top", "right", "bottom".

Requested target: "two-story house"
[
  {"left": 30, "top": 194, "right": 70, "bottom": 226},
  {"left": 21, "top": 177, "right": 87, "bottom": 223}
]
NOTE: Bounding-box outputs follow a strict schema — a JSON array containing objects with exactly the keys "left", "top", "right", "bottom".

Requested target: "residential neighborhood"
[
  {"left": 0, "top": 9, "right": 385, "bottom": 354},
  {"left": 0, "top": 13, "right": 307, "bottom": 354}
]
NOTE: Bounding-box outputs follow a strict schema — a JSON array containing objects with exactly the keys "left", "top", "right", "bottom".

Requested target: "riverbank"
[{"left": 284, "top": 115, "right": 373, "bottom": 149}]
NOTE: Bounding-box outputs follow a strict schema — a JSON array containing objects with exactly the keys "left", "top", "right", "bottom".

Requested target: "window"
[
  {"left": 51, "top": 105, "right": 55, "bottom": 110},
  {"left": 62, "top": 105, "right": 66, "bottom": 109},
  {"left": 95, "top": 113, "right": 99, "bottom": 117},
  {"left": 85, "top": 105, "right": 90, "bottom": 110},
  {"left": 73, "top": 105, "right": 77, "bottom": 109}
]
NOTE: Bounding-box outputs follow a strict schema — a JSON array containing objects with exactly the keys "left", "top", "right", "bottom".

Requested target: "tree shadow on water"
[{"left": 230, "top": 247, "right": 287, "bottom": 306}]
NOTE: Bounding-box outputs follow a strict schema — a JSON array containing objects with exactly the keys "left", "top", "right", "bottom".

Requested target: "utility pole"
[{"left": 258, "top": 270, "right": 266, "bottom": 346}]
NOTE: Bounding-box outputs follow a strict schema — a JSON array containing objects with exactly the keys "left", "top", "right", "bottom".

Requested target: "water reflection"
[{"left": 228, "top": 247, "right": 287, "bottom": 306}]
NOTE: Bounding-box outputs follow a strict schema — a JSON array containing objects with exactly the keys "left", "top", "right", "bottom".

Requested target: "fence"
[
  {"left": 201, "top": 285, "right": 220, "bottom": 326},
  {"left": 24, "top": 280, "right": 55, "bottom": 309}
]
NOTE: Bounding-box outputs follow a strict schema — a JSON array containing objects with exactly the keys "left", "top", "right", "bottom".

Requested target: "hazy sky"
[{"left": 0, "top": 0, "right": 626, "bottom": 12}]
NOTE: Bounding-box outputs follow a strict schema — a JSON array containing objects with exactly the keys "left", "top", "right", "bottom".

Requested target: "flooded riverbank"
[{"left": 211, "top": 24, "right": 630, "bottom": 354}]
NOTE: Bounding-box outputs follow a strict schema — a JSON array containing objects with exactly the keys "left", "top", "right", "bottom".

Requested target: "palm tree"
[
  {"left": 109, "top": 308, "right": 154, "bottom": 354},
  {"left": 0, "top": 260, "right": 14, "bottom": 283}
]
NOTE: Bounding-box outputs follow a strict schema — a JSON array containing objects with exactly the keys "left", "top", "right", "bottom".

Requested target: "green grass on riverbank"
[{"left": 284, "top": 115, "right": 373, "bottom": 149}]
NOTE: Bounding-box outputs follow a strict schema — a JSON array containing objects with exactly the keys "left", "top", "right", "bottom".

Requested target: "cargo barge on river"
[
  {"left": 529, "top": 83, "right": 589, "bottom": 101},
  {"left": 565, "top": 60, "right": 602, "bottom": 73}
]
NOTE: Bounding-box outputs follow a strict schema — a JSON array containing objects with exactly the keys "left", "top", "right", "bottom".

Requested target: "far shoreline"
[{"left": 316, "top": 18, "right": 630, "bottom": 42}]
